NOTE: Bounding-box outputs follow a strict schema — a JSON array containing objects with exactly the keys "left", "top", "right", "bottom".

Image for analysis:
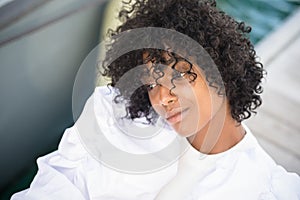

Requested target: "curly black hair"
[{"left": 101, "top": 0, "right": 265, "bottom": 123}]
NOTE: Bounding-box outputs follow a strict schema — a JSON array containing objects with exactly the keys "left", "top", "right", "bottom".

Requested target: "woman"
[{"left": 12, "top": 0, "right": 300, "bottom": 199}]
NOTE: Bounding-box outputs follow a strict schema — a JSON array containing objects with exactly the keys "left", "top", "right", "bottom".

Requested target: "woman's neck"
[{"left": 188, "top": 104, "right": 245, "bottom": 154}]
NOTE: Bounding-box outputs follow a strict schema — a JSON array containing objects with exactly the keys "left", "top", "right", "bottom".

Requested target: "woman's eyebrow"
[
  {"left": 140, "top": 76, "right": 156, "bottom": 85},
  {"left": 139, "top": 66, "right": 153, "bottom": 82}
]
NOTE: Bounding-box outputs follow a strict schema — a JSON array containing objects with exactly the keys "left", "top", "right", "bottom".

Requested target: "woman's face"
[{"left": 142, "top": 52, "right": 224, "bottom": 137}]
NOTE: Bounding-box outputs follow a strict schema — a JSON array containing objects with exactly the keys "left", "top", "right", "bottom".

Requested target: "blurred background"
[{"left": 0, "top": 0, "right": 299, "bottom": 199}]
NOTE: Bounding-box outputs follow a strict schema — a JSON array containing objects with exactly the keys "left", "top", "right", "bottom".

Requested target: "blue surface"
[{"left": 217, "top": 0, "right": 300, "bottom": 44}]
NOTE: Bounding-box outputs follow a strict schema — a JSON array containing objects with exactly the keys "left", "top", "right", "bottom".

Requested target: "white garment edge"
[{"left": 11, "top": 86, "right": 300, "bottom": 200}]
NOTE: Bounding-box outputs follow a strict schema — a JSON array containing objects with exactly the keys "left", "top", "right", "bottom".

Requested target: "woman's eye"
[
  {"left": 146, "top": 83, "right": 158, "bottom": 91},
  {"left": 180, "top": 72, "right": 186, "bottom": 77},
  {"left": 172, "top": 71, "right": 187, "bottom": 79}
]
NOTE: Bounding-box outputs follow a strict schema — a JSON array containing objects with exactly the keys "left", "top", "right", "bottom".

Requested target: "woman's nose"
[{"left": 158, "top": 85, "right": 178, "bottom": 107}]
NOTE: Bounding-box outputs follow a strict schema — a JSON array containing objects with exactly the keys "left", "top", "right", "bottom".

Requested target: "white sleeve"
[
  {"left": 11, "top": 128, "right": 89, "bottom": 200},
  {"left": 270, "top": 165, "right": 300, "bottom": 200},
  {"left": 11, "top": 155, "right": 86, "bottom": 200}
]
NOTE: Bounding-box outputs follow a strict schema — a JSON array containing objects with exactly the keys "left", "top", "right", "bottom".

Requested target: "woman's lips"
[{"left": 166, "top": 108, "right": 189, "bottom": 124}]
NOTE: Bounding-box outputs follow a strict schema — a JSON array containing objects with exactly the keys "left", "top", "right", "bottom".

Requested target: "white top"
[{"left": 11, "top": 86, "right": 300, "bottom": 200}]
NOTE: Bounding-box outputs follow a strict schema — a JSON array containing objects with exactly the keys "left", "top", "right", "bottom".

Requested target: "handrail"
[
  {"left": 0, "top": 0, "right": 52, "bottom": 30},
  {"left": 0, "top": 0, "right": 108, "bottom": 47}
]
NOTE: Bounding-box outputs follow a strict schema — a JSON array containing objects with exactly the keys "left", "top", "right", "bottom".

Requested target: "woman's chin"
[{"left": 171, "top": 124, "right": 199, "bottom": 138}]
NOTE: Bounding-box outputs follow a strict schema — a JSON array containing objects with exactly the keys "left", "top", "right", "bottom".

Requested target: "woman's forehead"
[
  {"left": 142, "top": 50, "right": 173, "bottom": 64},
  {"left": 141, "top": 51, "right": 173, "bottom": 78},
  {"left": 142, "top": 51, "right": 194, "bottom": 72}
]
